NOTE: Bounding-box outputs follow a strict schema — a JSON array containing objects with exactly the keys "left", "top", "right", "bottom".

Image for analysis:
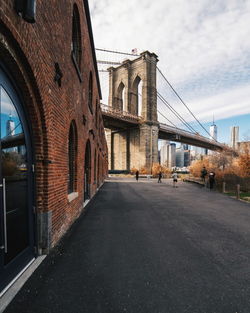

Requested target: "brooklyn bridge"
[{"left": 99, "top": 50, "right": 228, "bottom": 172}]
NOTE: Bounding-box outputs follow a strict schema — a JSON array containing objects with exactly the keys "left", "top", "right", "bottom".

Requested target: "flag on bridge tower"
[{"left": 132, "top": 48, "right": 138, "bottom": 55}]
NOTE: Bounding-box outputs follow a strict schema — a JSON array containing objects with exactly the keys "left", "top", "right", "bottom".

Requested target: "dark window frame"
[
  {"left": 88, "top": 71, "right": 93, "bottom": 113},
  {"left": 94, "top": 149, "right": 97, "bottom": 183},
  {"left": 95, "top": 100, "right": 98, "bottom": 128},
  {"left": 71, "top": 4, "right": 82, "bottom": 82},
  {"left": 68, "top": 121, "right": 77, "bottom": 194}
]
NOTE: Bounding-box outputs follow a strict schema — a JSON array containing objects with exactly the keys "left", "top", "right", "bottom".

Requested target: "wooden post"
[
  {"left": 222, "top": 182, "right": 226, "bottom": 193},
  {"left": 236, "top": 184, "right": 240, "bottom": 200}
]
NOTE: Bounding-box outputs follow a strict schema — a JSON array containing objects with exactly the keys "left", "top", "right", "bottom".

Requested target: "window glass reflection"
[
  {"left": 1, "top": 86, "right": 23, "bottom": 140},
  {"left": 0, "top": 85, "right": 28, "bottom": 264}
]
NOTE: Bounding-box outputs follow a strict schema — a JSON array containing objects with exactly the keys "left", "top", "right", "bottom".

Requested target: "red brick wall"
[{"left": 0, "top": 0, "right": 108, "bottom": 249}]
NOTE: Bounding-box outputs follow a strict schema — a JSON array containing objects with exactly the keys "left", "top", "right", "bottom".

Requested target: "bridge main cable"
[
  {"left": 96, "top": 48, "right": 140, "bottom": 57},
  {"left": 157, "top": 92, "right": 198, "bottom": 134},
  {"left": 157, "top": 110, "right": 177, "bottom": 128},
  {"left": 157, "top": 66, "right": 214, "bottom": 140}
]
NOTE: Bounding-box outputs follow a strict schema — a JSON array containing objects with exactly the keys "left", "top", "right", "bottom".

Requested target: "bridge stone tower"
[{"left": 106, "top": 51, "right": 159, "bottom": 172}]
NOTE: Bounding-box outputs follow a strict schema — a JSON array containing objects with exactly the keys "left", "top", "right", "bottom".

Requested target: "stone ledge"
[{"left": 67, "top": 192, "right": 79, "bottom": 203}]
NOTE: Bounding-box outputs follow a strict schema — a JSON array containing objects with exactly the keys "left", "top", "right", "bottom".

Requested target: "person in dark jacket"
[
  {"left": 208, "top": 171, "right": 216, "bottom": 190},
  {"left": 135, "top": 170, "right": 139, "bottom": 181},
  {"left": 158, "top": 171, "right": 162, "bottom": 183},
  {"left": 201, "top": 166, "right": 207, "bottom": 184}
]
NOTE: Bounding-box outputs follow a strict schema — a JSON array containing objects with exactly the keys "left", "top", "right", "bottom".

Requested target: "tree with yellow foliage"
[{"left": 237, "top": 148, "right": 250, "bottom": 177}]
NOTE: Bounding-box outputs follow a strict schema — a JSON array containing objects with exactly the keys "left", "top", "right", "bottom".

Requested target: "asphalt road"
[{"left": 4, "top": 178, "right": 250, "bottom": 313}]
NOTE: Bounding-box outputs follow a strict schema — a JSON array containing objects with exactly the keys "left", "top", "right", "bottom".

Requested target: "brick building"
[{"left": 0, "top": 0, "right": 108, "bottom": 294}]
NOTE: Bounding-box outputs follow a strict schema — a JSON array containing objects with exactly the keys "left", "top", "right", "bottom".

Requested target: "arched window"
[
  {"left": 72, "top": 4, "right": 82, "bottom": 70},
  {"left": 88, "top": 72, "right": 93, "bottom": 113},
  {"left": 138, "top": 80, "right": 142, "bottom": 116},
  {"left": 95, "top": 100, "right": 98, "bottom": 128},
  {"left": 131, "top": 76, "right": 142, "bottom": 116},
  {"left": 68, "top": 121, "right": 77, "bottom": 193},
  {"left": 94, "top": 149, "right": 97, "bottom": 183},
  {"left": 117, "top": 82, "right": 125, "bottom": 111},
  {"left": 97, "top": 154, "right": 100, "bottom": 187},
  {"left": 0, "top": 67, "right": 35, "bottom": 288},
  {"left": 84, "top": 140, "right": 91, "bottom": 200}
]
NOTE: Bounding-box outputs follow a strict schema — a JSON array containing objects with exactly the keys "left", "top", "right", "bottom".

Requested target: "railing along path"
[{"left": 101, "top": 104, "right": 141, "bottom": 123}]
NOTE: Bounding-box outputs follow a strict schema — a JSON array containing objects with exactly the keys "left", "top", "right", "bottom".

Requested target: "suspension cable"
[
  {"left": 157, "top": 66, "right": 214, "bottom": 140},
  {"left": 157, "top": 110, "right": 178, "bottom": 128},
  {"left": 157, "top": 92, "right": 197, "bottom": 133},
  {"left": 96, "top": 48, "right": 140, "bottom": 57}
]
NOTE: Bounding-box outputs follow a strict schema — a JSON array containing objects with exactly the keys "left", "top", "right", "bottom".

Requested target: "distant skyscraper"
[
  {"left": 160, "top": 142, "right": 176, "bottom": 168},
  {"left": 176, "top": 146, "right": 184, "bottom": 167},
  {"left": 209, "top": 117, "right": 217, "bottom": 141},
  {"left": 184, "top": 150, "right": 191, "bottom": 167},
  {"left": 6, "top": 114, "right": 15, "bottom": 137},
  {"left": 159, "top": 140, "right": 169, "bottom": 150},
  {"left": 230, "top": 126, "right": 239, "bottom": 149},
  {"left": 6, "top": 114, "right": 17, "bottom": 153}
]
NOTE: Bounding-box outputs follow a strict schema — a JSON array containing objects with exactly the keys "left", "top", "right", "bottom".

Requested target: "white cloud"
[
  {"left": 158, "top": 83, "right": 250, "bottom": 125},
  {"left": 0, "top": 87, "right": 18, "bottom": 117},
  {"left": 90, "top": 0, "right": 250, "bottom": 130}
]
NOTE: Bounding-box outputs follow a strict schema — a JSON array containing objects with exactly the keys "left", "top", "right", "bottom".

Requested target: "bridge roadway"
[
  {"left": 101, "top": 104, "right": 225, "bottom": 151},
  {"left": 5, "top": 178, "right": 250, "bottom": 313}
]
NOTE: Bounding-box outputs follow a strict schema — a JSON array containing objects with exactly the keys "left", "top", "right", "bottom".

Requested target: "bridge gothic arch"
[
  {"left": 108, "top": 51, "right": 158, "bottom": 122},
  {"left": 130, "top": 75, "right": 143, "bottom": 116},
  {"left": 116, "top": 81, "right": 126, "bottom": 111}
]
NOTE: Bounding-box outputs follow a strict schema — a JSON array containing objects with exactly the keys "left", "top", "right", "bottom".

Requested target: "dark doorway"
[
  {"left": 0, "top": 67, "right": 35, "bottom": 294},
  {"left": 84, "top": 140, "right": 91, "bottom": 200}
]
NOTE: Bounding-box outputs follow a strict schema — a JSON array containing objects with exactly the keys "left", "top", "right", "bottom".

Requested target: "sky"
[
  {"left": 0, "top": 86, "right": 22, "bottom": 138},
  {"left": 89, "top": 0, "right": 250, "bottom": 144}
]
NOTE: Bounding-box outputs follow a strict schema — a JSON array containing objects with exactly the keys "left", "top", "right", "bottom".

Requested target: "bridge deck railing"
[
  {"left": 159, "top": 123, "right": 226, "bottom": 149},
  {"left": 101, "top": 103, "right": 142, "bottom": 122}
]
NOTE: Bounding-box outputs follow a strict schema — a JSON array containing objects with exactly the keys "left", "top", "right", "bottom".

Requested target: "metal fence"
[{"left": 216, "top": 174, "right": 250, "bottom": 193}]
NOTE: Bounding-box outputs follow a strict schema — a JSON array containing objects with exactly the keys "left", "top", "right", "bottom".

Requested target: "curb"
[{"left": 0, "top": 256, "right": 46, "bottom": 313}]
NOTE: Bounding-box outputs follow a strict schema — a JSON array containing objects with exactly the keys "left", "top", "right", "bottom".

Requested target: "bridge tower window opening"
[
  {"left": 122, "top": 87, "right": 126, "bottom": 111},
  {"left": 138, "top": 79, "right": 142, "bottom": 117},
  {"left": 117, "top": 82, "right": 125, "bottom": 111},
  {"left": 131, "top": 76, "right": 142, "bottom": 116}
]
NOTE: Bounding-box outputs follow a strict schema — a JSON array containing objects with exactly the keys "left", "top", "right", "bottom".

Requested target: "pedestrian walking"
[
  {"left": 200, "top": 166, "right": 207, "bottom": 185},
  {"left": 158, "top": 171, "right": 162, "bottom": 183},
  {"left": 172, "top": 171, "right": 178, "bottom": 188},
  {"left": 135, "top": 170, "right": 139, "bottom": 181},
  {"left": 208, "top": 171, "right": 216, "bottom": 190}
]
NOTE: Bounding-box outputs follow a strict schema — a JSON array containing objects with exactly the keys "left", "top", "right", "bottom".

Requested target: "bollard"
[
  {"left": 222, "top": 182, "right": 226, "bottom": 193},
  {"left": 236, "top": 184, "right": 240, "bottom": 200}
]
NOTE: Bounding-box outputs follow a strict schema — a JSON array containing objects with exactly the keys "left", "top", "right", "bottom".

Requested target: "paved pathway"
[{"left": 4, "top": 178, "right": 250, "bottom": 313}]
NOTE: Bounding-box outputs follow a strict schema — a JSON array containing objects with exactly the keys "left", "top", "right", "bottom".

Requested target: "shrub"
[{"left": 130, "top": 167, "right": 138, "bottom": 175}]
